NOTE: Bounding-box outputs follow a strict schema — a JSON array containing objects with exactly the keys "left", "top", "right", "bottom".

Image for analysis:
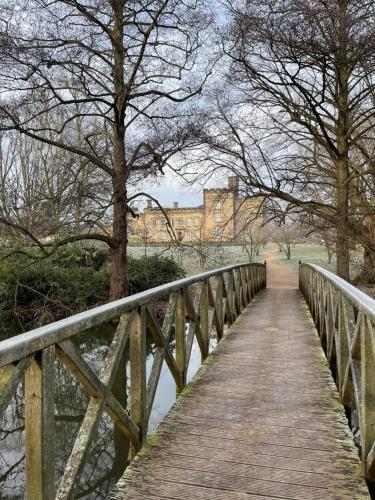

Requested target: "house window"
[
  {"left": 187, "top": 218, "right": 191, "bottom": 226},
  {"left": 212, "top": 227, "right": 223, "bottom": 237},
  {"left": 177, "top": 218, "right": 183, "bottom": 226},
  {"left": 152, "top": 218, "right": 157, "bottom": 227},
  {"left": 214, "top": 201, "right": 223, "bottom": 222}
]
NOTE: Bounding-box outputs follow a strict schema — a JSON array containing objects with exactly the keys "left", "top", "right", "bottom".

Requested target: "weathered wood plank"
[
  {"left": 130, "top": 309, "right": 146, "bottom": 454},
  {"left": 25, "top": 347, "right": 55, "bottom": 500},
  {"left": 175, "top": 290, "right": 186, "bottom": 392},
  {"left": 199, "top": 281, "right": 209, "bottom": 360}
]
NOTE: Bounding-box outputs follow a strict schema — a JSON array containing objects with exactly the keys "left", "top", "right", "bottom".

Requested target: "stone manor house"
[{"left": 128, "top": 176, "right": 262, "bottom": 245}]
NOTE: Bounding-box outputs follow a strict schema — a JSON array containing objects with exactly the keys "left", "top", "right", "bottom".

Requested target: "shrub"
[
  {"left": 127, "top": 254, "right": 185, "bottom": 295},
  {"left": 0, "top": 245, "right": 185, "bottom": 334}
]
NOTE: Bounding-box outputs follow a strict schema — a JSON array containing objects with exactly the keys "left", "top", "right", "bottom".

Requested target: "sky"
[{"left": 138, "top": 172, "right": 204, "bottom": 209}]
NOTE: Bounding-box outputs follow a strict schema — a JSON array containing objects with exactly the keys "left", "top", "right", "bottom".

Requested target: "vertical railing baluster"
[
  {"left": 215, "top": 276, "right": 224, "bottom": 340},
  {"left": 130, "top": 309, "right": 146, "bottom": 456},
  {"left": 225, "top": 272, "right": 233, "bottom": 325},
  {"left": 321, "top": 278, "right": 326, "bottom": 335},
  {"left": 245, "top": 266, "right": 252, "bottom": 300},
  {"left": 221, "top": 273, "right": 229, "bottom": 326},
  {"left": 326, "top": 284, "right": 334, "bottom": 358},
  {"left": 199, "top": 280, "right": 209, "bottom": 360},
  {"left": 337, "top": 295, "right": 350, "bottom": 393},
  {"left": 231, "top": 271, "right": 239, "bottom": 318},
  {"left": 240, "top": 267, "right": 246, "bottom": 304},
  {"left": 175, "top": 289, "right": 186, "bottom": 392},
  {"left": 360, "top": 317, "right": 375, "bottom": 464},
  {"left": 237, "top": 269, "right": 243, "bottom": 309},
  {"left": 233, "top": 269, "right": 240, "bottom": 314},
  {"left": 25, "top": 346, "right": 55, "bottom": 500}
]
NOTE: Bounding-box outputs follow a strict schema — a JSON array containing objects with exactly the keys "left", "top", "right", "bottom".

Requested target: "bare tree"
[
  {"left": 199, "top": 0, "right": 375, "bottom": 281},
  {"left": 239, "top": 222, "right": 269, "bottom": 262},
  {"left": 272, "top": 222, "right": 301, "bottom": 261},
  {"left": 0, "top": 121, "right": 111, "bottom": 246},
  {"left": 0, "top": 0, "right": 213, "bottom": 298}
]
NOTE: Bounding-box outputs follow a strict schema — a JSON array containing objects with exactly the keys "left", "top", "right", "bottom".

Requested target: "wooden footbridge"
[{"left": 1, "top": 255, "right": 375, "bottom": 498}]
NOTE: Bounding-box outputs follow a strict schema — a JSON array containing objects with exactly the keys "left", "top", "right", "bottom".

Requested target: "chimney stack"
[
  {"left": 228, "top": 176, "right": 239, "bottom": 195},
  {"left": 147, "top": 200, "right": 152, "bottom": 209},
  {"left": 173, "top": 202, "right": 178, "bottom": 209}
]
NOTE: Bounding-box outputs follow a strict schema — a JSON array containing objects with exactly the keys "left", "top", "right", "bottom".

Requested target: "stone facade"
[{"left": 128, "top": 176, "right": 262, "bottom": 244}]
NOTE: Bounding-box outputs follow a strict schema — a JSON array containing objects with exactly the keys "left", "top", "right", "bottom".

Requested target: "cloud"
[{"left": 137, "top": 172, "right": 203, "bottom": 208}]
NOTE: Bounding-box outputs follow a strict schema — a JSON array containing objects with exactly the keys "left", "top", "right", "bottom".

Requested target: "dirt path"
[{"left": 264, "top": 246, "right": 298, "bottom": 289}]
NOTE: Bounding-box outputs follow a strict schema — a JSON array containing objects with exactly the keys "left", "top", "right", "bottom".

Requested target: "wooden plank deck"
[{"left": 112, "top": 257, "right": 369, "bottom": 499}]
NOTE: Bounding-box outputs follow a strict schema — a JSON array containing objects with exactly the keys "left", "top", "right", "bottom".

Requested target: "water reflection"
[{"left": 0, "top": 319, "right": 216, "bottom": 498}]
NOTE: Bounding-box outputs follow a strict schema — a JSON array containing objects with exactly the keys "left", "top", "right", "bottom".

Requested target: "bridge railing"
[
  {"left": 300, "top": 263, "right": 375, "bottom": 480},
  {"left": 0, "top": 262, "right": 266, "bottom": 499}
]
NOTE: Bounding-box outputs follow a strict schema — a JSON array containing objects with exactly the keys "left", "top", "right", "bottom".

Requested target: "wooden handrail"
[
  {"left": 299, "top": 263, "right": 375, "bottom": 481},
  {"left": 0, "top": 262, "right": 266, "bottom": 499}
]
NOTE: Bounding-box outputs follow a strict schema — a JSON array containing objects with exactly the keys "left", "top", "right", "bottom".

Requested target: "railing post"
[
  {"left": 175, "top": 290, "right": 186, "bottom": 392},
  {"left": 231, "top": 270, "right": 239, "bottom": 319},
  {"left": 130, "top": 309, "right": 146, "bottom": 456},
  {"left": 337, "top": 294, "right": 350, "bottom": 393},
  {"left": 25, "top": 346, "right": 55, "bottom": 500},
  {"left": 226, "top": 271, "right": 234, "bottom": 323},
  {"left": 220, "top": 273, "right": 229, "bottom": 327},
  {"left": 263, "top": 261, "right": 267, "bottom": 289},
  {"left": 246, "top": 265, "right": 253, "bottom": 300},
  {"left": 216, "top": 275, "right": 224, "bottom": 340},
  {"left": 361, "top": 317, "right": 375, "bottom": 466},
  {"left": 325, "top": 285, "right": 334, "bottom": 359},
  {"left": 199, "top": 280, "right": 209, "bottom": 360},
  {"left": 240, "top": 266, "right": 249, "bottom": 307},
  {"left": 235, "top": 268, "right": 244, "bottom": 310}
]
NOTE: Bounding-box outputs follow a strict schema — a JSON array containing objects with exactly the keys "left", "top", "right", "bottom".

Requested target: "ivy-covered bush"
[
  {"left": 0, "top": 244, "right": 184, "bottom": 334},
  {"left": 127, "top": 254, "right": 185, "bottom": 295}
]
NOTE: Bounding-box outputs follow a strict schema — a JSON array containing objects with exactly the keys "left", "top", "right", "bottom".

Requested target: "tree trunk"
[
  {"left": 363, "top": 247, "right": 375, "bottom": 284},
  {"left": 335, "top": 0, "right": 351, "bottom": 282},
  {"left": 335, "top": 111, "right": 350, "bottom": 281},
  {"left": 286, "top": 244, "right": 291, "bottom": 260},
  {"left": 327, "top": 247, "right": 333, "bottom": 264},
  {"left": 336, "top": 224, "right": 350, "bottom": 280},
  {"left": 110, "top": 2, "right": 128, "bottom": 301},
  {"left": 110, "top": 172, "right": 128, "bottom": 300}
]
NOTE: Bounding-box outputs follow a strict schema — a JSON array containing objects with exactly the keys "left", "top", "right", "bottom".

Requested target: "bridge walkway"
[{"left": 113, "top": 253, "right": 369, "bottom": 499}]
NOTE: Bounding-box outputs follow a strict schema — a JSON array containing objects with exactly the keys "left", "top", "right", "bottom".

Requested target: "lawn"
[
  {"left": 275, "top": 244, "right": 336, "bottom": 271},
  {"left": 128, "top": 242, "right": 363, "bottom": 280}
]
